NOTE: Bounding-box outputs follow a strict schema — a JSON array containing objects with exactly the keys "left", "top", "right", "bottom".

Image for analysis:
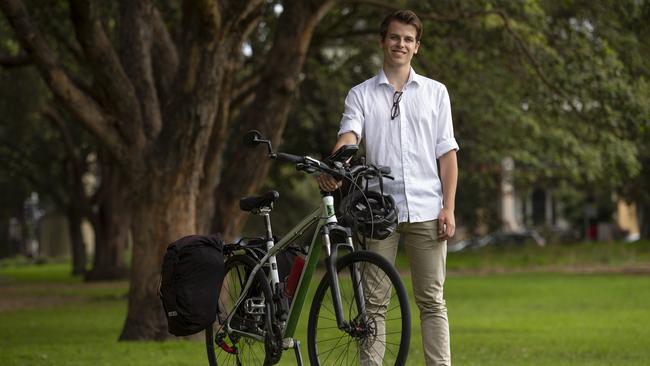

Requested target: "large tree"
[{"left": 0, "top": 0, "right": 332, "bottom": 339}]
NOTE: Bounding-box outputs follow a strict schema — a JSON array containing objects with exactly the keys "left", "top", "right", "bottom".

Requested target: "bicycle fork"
[{"left": 321, "top": 224, "right": 367, "bottom": 332}]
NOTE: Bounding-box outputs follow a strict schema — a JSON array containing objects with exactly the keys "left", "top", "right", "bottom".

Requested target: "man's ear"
[{"left": 414, "top": 41, "right": 420, "bottom": 54}]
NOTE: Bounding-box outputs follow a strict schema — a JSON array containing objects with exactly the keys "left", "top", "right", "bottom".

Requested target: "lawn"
[{"left": 1, "top": 241, "right": 649, "bottom": 365}]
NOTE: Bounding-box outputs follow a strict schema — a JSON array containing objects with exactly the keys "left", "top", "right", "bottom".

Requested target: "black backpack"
[{"left": 159, "top": 234, "right": 225, "bottom": 336}]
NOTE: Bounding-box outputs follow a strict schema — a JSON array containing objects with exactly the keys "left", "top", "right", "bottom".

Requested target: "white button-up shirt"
[{"left": 338, "top": 68, "right": 459, "bottom": 223}]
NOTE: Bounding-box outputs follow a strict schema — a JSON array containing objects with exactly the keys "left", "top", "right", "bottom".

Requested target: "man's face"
[{"left": 380, "top": 21, "right": 420, "bottom": 68}]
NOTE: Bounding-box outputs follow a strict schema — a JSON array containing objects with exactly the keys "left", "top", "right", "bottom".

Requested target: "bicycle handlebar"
[
  {"left": 273, "top": 152, "right": 304, "bottom": 164},
  {"left": 272, "top": 151, "right": 392, "bottom": 182},
  {"left": 248, "top": 131, "right": 390, "bottom": 180}
]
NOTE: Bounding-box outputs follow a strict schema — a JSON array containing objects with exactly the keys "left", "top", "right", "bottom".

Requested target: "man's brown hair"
[{"left": 379, "top": 10, "right": 423, "bottom": 42}]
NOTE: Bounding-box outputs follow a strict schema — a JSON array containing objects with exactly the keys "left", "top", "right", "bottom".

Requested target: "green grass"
[
  {"left": 445, "top": 240, "right": 650, "bottom": 273},
  {"left": 446, "top": 273, "right": 650, "bottom": 366},
  {"left": 1, "top": 242, "right": 649, "bottom": 365},
  {"left": 0, "top": 262, "right": 82, "bottom": 284}
]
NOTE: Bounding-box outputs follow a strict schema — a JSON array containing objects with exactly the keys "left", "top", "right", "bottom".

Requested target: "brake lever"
[
  {"left": 384, "top": 174, "right": 395, "bottom": 180},
  {"left": 296, "top": 163, "right": 307, "bottom": 171}
]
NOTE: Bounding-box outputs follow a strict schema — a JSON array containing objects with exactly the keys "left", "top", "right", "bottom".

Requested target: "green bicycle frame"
[
  {"left": 281, "top": 207, "right": 324, "bottom": 337},
  {"left": 224, "top": 196, "right": 348, "bottom": 340}
]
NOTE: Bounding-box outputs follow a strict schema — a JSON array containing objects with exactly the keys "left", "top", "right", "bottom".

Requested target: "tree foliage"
[{"left": 277, "top": 0, "right": 648, "bottom": 232}]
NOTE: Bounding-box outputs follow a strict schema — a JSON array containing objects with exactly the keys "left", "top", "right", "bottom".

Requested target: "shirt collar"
[{"left": 377, "top": 67, "right": 421, "bottom": 89}]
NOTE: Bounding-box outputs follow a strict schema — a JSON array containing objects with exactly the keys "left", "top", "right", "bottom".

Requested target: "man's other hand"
[{"left": 437, "top": 208, "right": 456, "bottom": 241}]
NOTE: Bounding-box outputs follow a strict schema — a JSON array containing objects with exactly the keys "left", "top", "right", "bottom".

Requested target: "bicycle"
[{"left": 205, "top": 130, "right": 411, "bottom": 365}]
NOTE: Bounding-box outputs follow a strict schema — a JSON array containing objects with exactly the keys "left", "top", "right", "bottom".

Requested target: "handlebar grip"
[{"left": 274, "top": 152, "right": 304, "bottom": 164}]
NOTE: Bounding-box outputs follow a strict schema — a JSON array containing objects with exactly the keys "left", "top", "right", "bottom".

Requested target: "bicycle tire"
[
  {"left": 205, "top": 254, "right": 274, "bottom": 366},
  {"left": 307, "top": 250, "right": 411, "bottom": 365}
]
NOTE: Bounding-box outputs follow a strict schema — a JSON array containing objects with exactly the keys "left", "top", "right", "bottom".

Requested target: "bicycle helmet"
[{"left": 338, "top": 190, "right": 398, "bottom": 241}]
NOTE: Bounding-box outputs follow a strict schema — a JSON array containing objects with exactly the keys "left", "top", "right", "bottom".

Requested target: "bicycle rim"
[
  {"left": 307, "top": 251, "right": 410, "bottom": 365},
  {"left": 206, "top": 255, "right": 271, "bottom": 366}
]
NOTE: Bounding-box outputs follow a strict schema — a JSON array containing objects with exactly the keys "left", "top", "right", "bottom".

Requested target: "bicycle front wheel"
[
  {"left": 205, "top": 254, "right": 273, "bottom": 366},
  {"left": 307, "top": 251, "right": 411, "bottom": 366}
]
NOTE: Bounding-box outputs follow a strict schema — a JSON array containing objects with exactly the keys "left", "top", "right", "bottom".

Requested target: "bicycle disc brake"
[{"left": 350, "top": 313, "right": 379, "bottom": 346}]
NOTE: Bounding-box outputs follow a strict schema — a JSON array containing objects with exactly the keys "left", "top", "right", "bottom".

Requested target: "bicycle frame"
[{"left": 224, "top": 194, "right": 357, "bottom": 341}]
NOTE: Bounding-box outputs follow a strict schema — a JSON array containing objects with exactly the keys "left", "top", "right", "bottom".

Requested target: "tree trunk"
[
  {"left": 119, "top": 169, "right": 200, "bottom": 340},
  {"left": 640, "top": 202, "right": 650, "bottom": 239},
  {"left": 86, "top": 165, "right": 130, "bottom": 281},
  {"left": 67, "top": 204, "right": 87, "bottom": 276}
]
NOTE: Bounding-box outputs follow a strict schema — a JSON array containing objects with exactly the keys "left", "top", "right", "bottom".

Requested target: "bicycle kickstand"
[{"left": 293, "top": 339, "right": 304, "bottom": 366}]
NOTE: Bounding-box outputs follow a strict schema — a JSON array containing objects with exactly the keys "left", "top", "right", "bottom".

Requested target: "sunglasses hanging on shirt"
[{"left": 391, "top": 91, "right": 403, "bottom": 120}]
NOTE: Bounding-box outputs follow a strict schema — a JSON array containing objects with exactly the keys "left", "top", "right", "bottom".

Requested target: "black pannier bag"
[{"left": 159, "top": 234, "right": 225, "bottom": 336}]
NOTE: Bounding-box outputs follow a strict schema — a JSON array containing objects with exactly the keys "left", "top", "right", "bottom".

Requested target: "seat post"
[
  {"left": 260, "top": 207, "right": 280, "bottom": 286},
  {"left": 260, "top": 208, "right": 273, "bottom": 241}
]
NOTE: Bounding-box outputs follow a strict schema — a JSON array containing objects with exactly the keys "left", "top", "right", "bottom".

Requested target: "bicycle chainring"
[{"left": 264, "top": 324, "right": 283, "bottom": 365}]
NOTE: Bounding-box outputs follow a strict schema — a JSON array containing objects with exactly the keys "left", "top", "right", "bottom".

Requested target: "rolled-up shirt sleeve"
[
  {"left": 435, "top": 86, "right": 459, "bottom": 158},
  {"left": 337, "top": 88, "right": 364, "bottom": 141}
]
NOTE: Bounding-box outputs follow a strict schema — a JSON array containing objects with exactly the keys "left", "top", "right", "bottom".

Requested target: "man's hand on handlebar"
[{"left": 316, "top": 173, "right": 342, "bottom": 192}]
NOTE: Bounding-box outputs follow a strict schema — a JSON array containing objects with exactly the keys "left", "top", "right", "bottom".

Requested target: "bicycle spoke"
[
  {"left": 333, "top": 336, "right": 353, "bottom": 365},
  {"left": 317, "top": 315, "right": 339, "bottom": 324},
  {"left": 317, "top": 334, "right": 355, "bottom": 344},
  {"left": 319, "top": 330, "right": 349, "bottom": 364},
  {"left": 314, "top": 325, "right": 340, "bottom": 330},
  {"left": 320, "top": 303, "right": 338, "bottom": 319}
]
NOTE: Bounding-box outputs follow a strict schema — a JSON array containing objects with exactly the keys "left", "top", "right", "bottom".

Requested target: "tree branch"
[
  {"left": 174, "top": 0, "right": 223, "bottom": 94},
  {"left": 49, "top": 21, "right": 86, "bottom": 65},
  {"left": 156, "top": 0, "right": 265, "bottom": 171},
  {"left": 151, "top": 5, "right": 178, "bottom": 107},
  {"left": 350, "top": 0, "right": 493, "bottom": 22},
  {"left": 491, "top": 10, "right": 567, "bottom": 99},
  {"left": 42, "top": 103, "right": 93, "bottom": 215},
  {"left": 230, "top": 73, "right": 260, "bottom": 109},
  {"left": 180, "top": 0, "right": 222, "bottom": 46},
  {"left": 0, "top": 0, "right": 128, "bottom": 162},
  {"left": 69, "top": 0, "right": 146, "bottom": 150},
  {"left": 119, "top": 0, "right": 162, "bottom": 140},
  {"left": 221, "top": 0, "right": 265, "bottom": 35},
  {"left": 42, "top": 104, "right": 80, "bottom": 165}
]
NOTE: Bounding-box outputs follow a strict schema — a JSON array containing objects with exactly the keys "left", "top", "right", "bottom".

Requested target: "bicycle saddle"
[{"left": 239, "top": 190, "right": 279, "bottom": 212}]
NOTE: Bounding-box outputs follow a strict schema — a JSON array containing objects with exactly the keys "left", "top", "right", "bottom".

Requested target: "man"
[{"left": 318, "top": 10, "right": 459, "bottom": 366}]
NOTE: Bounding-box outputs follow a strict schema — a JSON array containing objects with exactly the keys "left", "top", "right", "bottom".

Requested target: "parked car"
[{"left": 448, "top": 230, "right": 546, "bottom": 252}]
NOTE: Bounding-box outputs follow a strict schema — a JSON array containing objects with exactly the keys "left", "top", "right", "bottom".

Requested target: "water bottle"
[{"left": 284, "top": 255, "right": 306, "bottom": 298}]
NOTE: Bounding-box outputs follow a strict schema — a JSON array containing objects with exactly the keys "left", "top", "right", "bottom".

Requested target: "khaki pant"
[{"left": 360, "top": 220, "right": 450, "bottom": 366}]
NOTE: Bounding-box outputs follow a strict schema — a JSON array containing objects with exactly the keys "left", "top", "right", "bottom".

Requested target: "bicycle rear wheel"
[
  {"left": 205, "top": 255, "right": 273, "bottom": 366},
  {"left": 307, "top": 250, "right": 410, "bottom": 365}
]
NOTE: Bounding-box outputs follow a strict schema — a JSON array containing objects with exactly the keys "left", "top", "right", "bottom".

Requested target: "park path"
[
  {"left": 2, "top": 262, "right": 649, "bottom": 312},
  {"left": 0, "top": 277, "right": 127, "bottom": 312}
]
